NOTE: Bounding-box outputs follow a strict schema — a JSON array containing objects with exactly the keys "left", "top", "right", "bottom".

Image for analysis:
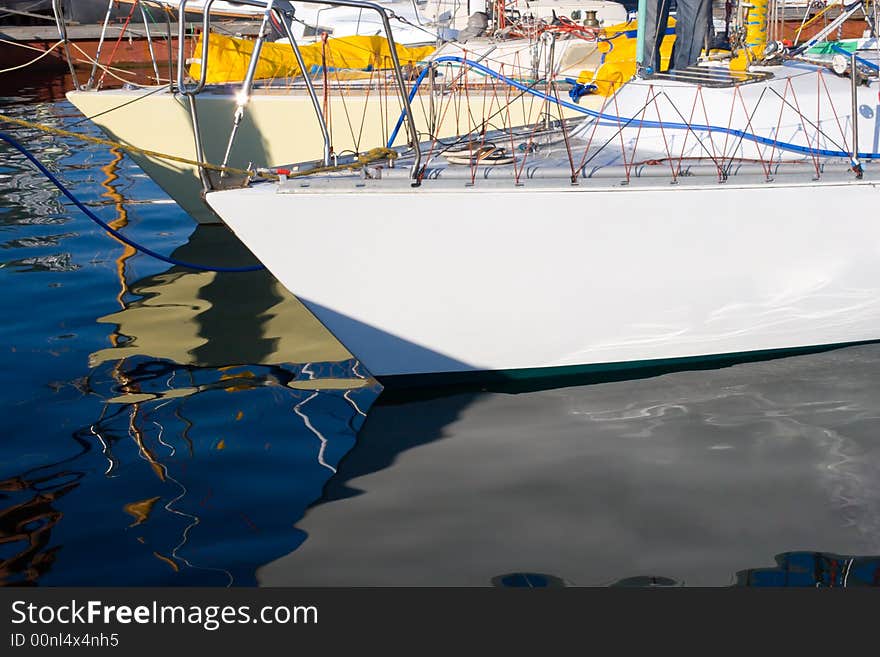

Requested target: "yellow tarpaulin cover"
[
  {"left": 189, "top": 33, "right": 435, "bottom": 85},
  {"left": 576, "top": 20, "right": 676, "bottom": 96},
  {"left": 730, "top": 0, "right": 769, "bottom": 70}
]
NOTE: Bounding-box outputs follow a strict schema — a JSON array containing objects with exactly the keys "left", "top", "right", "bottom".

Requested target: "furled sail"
[{"left": 188, "top": 32, "right": 435, "bottom": 84}]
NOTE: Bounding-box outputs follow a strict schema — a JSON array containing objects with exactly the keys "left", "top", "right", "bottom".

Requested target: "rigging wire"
[{"left": 387, "top": 55, "right": 880, "bottom": 160}]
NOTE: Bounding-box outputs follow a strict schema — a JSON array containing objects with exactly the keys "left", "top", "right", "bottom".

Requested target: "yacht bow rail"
[{"left": 169, "top": 0, "right": 420, "bottom": 184}]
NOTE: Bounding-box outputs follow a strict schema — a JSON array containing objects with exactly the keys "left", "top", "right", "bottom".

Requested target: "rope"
[
  {"left": 0, "top": 36, "right": 142, "bottom": 83},
  {"left": 0, "top": 36, "right": 56, "bottom": 53},
  {"left": 0, "top": 36, "right": 147, "bottom": 84},
  {"left": 274, "top": 147, "right": 398, "bottom": 177},
  {"left": 0, "top": 112, "right": 276, "bottom": 180},
  {"left": 68, "top": 42, "right": 141, "bottom": 84},
  {"left": 0, "top": 131, "right": 265, "bottom": 273},
  {"left": 1, "top": 113, "right": 398, "bottom": 183},
  {"left": 0, "top": 39, "right": 64, "bottom": 74}
]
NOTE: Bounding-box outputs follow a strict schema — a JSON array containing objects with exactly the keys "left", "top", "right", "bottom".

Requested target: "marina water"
[{"left": 2, "top": 74, "right": 879, "bottom": 586}]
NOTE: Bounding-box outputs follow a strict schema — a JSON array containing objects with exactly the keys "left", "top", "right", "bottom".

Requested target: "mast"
[{"left": 635, "top": 0, "right": 649, "bottom": 77}]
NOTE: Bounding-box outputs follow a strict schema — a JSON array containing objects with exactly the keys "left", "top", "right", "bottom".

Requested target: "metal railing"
[
  {"left": 172, "top": 0, "right": 420, "bottom": 183},
  {"left": 290, "top": 0, "right": 422, "bottom": 179},
  {"left": 175, "top": 0, "right": 331, "bottom": 181},
  {"left": 50, "top": 0, "right": 80, "bottom": 88},
  {"left": 50, "top": 0, "right": 422, "bottom": 185}
]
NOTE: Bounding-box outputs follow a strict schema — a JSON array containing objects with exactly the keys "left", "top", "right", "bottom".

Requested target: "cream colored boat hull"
[{"left": 66, "top": 87, "right": 595, "bottom": 223}]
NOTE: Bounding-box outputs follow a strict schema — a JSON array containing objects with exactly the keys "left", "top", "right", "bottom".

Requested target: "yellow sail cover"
[
  {"left": 577, "top": 20, "right": 677, "bottom": 96},
  {"left": 189, "top": 33, "right": 435, "bottom": 84},
  {"left": 730, "top": 0, "right": 770, "bottom": 71}
]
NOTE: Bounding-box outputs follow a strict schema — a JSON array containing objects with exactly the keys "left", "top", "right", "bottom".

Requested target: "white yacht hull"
[{"left": 206, "top": 177, "right": 880, "bottom": 384}]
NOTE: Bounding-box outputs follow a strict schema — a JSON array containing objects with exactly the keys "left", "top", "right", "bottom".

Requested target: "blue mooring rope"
[{"left": 0, "top": 131, "right": 265, "bottom": 273}]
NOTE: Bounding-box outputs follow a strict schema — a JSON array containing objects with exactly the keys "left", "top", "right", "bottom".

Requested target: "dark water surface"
[{"left": 2, "top": 74, "right": 880, "bottom": 587}]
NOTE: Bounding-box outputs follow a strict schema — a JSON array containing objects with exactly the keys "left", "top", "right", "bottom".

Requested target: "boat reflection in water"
[
  {"left": 493, "top": 552, "right": 880, "bottom": 587},
  {"left": 736, "top": 552, "right": 880, "bottom": 587},
  {"left": 0, "top": 453, "right": 87, "bottom": 585},
  {"left": 260, "top": 346, "right": 880, "bottom": 586},
  {"left": 88, "top": 223, "right": 355, "bottom": 376},
  {"left": 0, "top": 211, "right": 380, "bottom": 585},
  {"left": 80, "top": 221, "right": 379, "bottom": 586}
]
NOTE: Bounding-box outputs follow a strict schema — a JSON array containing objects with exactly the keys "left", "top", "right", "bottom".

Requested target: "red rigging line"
[
  {"left": 577, "top": 91, "right": 614, "bottom": 172},
  {"left": 498, "top": 62, "right": 517, "bottom": 163},
  {"left": 648, "top": 85, "right": 678, "bottom": 181},
  {"left": 720, "top": 84, "right": 739, "bottom": 175},
  {"left": 676, "top": 84, "right": 706, "bottom": 176},
  {"left": 784, "top": 77, "right": 822, "bottom": 176},
  {"left": 768, "top": 81, "right": 787, "bottom": 169},
  {"left": 697, "top": 86, "right": 724, "bottom": 180},
  {"left": 97, "top": 0, "right": 140, "bottom": 89},
  {"left": 611, "top": 88, "right": 630, "bottom": 182},
  {"left": 495, "top": 0, "right": 506, "bottom": 31},
  {"left": 513, "top": 108, "right": 545, "bottom": 184},
  {"left": 552, "top": 77, "right": 578, "bottom": 182},
  {"left": 818, "top": 69, "right": 851, "bottom": 156},
  {"left": 625, "top": 86, "right": 656, "bottom": 181},
  {"left": 734, "top": 85, "right": 772, "bottom": 178}
]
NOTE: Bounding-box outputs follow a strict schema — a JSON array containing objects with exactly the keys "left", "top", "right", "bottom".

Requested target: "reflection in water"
[
  {"left": 67, "top": 358, "right": 376, "bottom": 585},
  {"left": 608, "top": 575, "right": 681, "bottom": 587},
  {"left": 4, "top": 83, "right": 880, "bottom": 586},
  {"left": 494, "top": 561, "right": 880, "bottom": 586},
  {"left": 1, "top": 252, "right": 81, "bottom": 272},
  {"left": 261, "top": 347, "right": 880, "bottom": 586},
  {"left": 0, "top": 102, "right": 73, "bottom": 248},
  {"left": 0, "top": 121, "right": 379, "bottom": 584},
  {"left": 1, "top": 233, "right": 77, "bottom": 249},
  {"left": 61, "top": 215, "right": 378, "bottom": 585},
  {"left": 492, "top": 573, "right": 569, "bottom": 587},
  {"left": 737, "top": 552, "right": 880, "bottom": 587},
  {"left": 0, "top": 443, "right": 88, "bottom": 586},
  {"left": 0, "top": 72, "right": 81, "bottom": 107},
  {"left": 88, "top": 226, "right": 352, "bottom": 371}
]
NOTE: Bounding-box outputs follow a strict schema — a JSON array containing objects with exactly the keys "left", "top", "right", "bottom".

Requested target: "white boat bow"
[{"left": 205, "top": 61, "right": 880, "bottom": 386}]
